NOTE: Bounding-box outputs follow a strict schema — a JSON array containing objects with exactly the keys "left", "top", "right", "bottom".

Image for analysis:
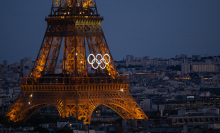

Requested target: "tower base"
[{"left": 6, "top": 77, "right": 147, "bottom": 124}]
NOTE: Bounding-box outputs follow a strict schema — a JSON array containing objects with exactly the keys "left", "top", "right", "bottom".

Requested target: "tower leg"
[
  {"left": 31, "top": 36, "right": 62, "bottom": 77},
  {"left": 6, "top": 91, "right": 66, "bottom": 122},
  {"left": 86, "top": 35, "right": 119, "bottom": 77}
]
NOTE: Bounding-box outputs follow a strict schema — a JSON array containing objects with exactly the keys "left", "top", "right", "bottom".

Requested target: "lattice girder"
[
  {"left": 63, "top": 36, "right": 76, "bottom": 75},
  {"left": 53, "top": 0, "right": 96, "bottom": 8},
  {"left": 6, "top": 82, "right": 148, "bottom": 124},
  {"left": 44, "top": 37, "right": 62, "bottom": 74}
]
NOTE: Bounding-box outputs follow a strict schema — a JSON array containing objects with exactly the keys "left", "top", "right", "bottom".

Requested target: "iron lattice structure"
[{"left": 6, "top": 0, "right": 147, "bottom": 124}]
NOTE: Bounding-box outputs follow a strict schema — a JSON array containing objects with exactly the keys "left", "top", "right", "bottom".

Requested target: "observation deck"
[{"left": 20, "top": 76, "right": 130, "bottom": 92}]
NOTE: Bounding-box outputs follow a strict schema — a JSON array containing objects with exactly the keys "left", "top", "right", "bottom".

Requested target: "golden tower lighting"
[{"left": 6, "top": 0, "right": 148, "bottom": 124}]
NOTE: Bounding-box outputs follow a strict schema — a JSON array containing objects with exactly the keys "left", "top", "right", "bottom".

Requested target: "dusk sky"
[{"left": 1, "top": 0, "right": 220, "bottom": 63}]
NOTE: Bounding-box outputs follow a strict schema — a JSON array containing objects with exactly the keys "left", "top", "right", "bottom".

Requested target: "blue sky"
[{"left": 1, "top": 0, "right": 220, "bottom": 63}]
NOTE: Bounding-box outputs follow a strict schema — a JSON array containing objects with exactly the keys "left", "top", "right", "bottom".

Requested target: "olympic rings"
[{"left": 87, "top": 54, "right": 110, "bottom": 69}]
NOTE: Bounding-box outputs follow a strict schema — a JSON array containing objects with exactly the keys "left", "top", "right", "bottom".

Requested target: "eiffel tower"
[{"left": 6, "top": 0, "right": 147, "bottom": 124}]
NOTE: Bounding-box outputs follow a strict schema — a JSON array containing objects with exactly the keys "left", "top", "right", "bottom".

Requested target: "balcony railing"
[{"left": 20, "top": 76, "right": 129, "bottom": 85}]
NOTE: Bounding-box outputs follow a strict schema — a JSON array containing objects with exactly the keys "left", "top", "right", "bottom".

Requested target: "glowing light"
[
  {"left": 30, "top": 94, "right": 33, "bottom": 98},
  {"left": 120, "top": 88, "right": 124, "bottom": 92},
  {"left": 28, "top": 102, "right": 31, "bottom": 105},
  {"left": 82, "top": 0, "right": 94, "bottom": 8},
  {"left": 87, "top": 54, "right": 110, "bottom": 69}
]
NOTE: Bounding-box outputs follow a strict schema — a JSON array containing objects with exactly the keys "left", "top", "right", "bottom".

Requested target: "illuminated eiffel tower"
[{"left": 6, "top": 0, "right": 147, "bottom": 124}]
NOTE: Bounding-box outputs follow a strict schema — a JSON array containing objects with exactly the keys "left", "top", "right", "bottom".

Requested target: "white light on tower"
[{"left": 87, "top": 54, "right": 110, "bottom": 69}]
